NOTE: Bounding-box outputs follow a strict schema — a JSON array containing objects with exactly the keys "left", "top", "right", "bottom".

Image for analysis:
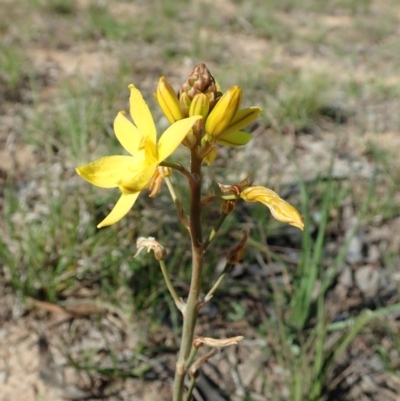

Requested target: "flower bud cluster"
[{"left": 154, "top": 63, "right": 261, "bottom": 161}]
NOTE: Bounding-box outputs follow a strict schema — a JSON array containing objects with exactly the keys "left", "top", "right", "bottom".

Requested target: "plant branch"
[
  {"left": 159, "top": 259, "right": 185, "bottom": 313},
  {"left": 204, "top": 262, "right": 231, "bottom": 302},
  {"left": 165, "top": 176, "right": 190, "bottom": 229},
  {"left": 203, "top": 213, "right": 228, "bottom": 251}
]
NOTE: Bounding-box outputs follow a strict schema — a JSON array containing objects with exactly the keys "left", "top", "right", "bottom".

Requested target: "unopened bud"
[
  {"left": 189, "top": 93, "right": 209, "bottom": 135},
  {"left": 179, "top": 91, "right": 191, "bottom": 117},
  {"left": 178, "top": 63, "right": 221, "bottom": 114},
  {"left": 205, "top": 86, "right": 242, "bottom": 138},
  {"left": 189, "top": 93, "right": 210, "bottom": 119},
  {"left": 179, "top": 63, "right": 216, "bottom": 97},
  {"left": 155, "top": 77, "right": 184, "bottom": 124}
]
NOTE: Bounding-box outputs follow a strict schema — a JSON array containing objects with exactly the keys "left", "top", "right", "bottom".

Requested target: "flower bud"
[
  {"left": 179, "top": 63, "right": 219, "bottom": 100},
  {"left": 189, "top": 93, "right": 210, "bottom": 119},
  {"left": 155, "top": 77, "right": 184, "bottom": 124},
  {"left": 205, "top": 86, "right": 242, "bottom": 138},
  {"left": 179, "top": 91, "right": 191, "bottom": 118}
]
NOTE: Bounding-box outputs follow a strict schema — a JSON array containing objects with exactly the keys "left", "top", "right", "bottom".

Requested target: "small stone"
[
  {"left": 346, "top": 233, "right": 364, "bottom": 264},
  {"left": 354, "top": 265, "right": 380, "bottom": 297},
  {"left": 338, "top": 265, "right": 353, "bottom": 288}
]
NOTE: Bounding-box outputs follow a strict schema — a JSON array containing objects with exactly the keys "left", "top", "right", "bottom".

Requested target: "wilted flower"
[
  {"left": 226, "top": 229, "right": 250, "bottom": 264},
  {"left": 240, "top": 186, "right": 304, "bottom": 230},
  {"left": 134, "top": 237, "right": 167, "bottom": 260},
  {"left": 76, "top": 84, "right": 201, "bottom": 228},
  {"left": 193, "top": 335, "right": 244, "bottom": 349}
]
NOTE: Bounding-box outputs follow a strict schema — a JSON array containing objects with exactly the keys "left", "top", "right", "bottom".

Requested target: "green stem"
[
  {"left": 203, "top": 213, "right": 228, "bottom": 251},
  {"left": 185, "top": 347, "right": 199, "bottom": 369},
  {"left": 204, "top": 264, "right": 229, "bottom": 302},
  {"left": 165, "top": 175, "right": 190, "bottom": 229},
  {"left": 173, "top": 151, "right": 204, "bottom": 401},
  {"left": 159, "top": 260, "right": 185, "bottom": 313},
  {"left": 185, "top": 377, "right": 196, "bottom": 401}
]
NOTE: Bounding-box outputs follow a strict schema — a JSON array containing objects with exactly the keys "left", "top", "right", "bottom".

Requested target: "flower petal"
[
  {"left": 128, "top": 84, "right": 156, "bottom": 144},
  {"left": 76, "top": 156, "right": 137, "bottom": 188},
  {"left": 157, "top": 116, "right": 202, "bottom": 161},
  {"left": 217, "top": 131, "right": 252, "bottom": 146},
  {"left": 97, "top": 192, "right": 140, "bottom": 228},
  {"left": 114, "top": 111, "right": 142, "bottom": 156}
]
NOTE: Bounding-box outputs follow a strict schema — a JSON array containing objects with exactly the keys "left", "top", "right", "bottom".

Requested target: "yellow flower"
[
  {"left": 240, "top": 186, "right": 304, "bottom": 230},
  {"left": 76, "top": 84, "right": 201, "bottom": 228}
]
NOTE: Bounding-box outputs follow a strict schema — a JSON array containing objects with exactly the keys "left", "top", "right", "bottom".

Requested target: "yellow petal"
[
  {"left": 217, "top": 131, "right": 252, "bottom": 146},
  {"left": 120, "top": 164, "right": 157, "bottom": 194},
  {"left": 128, "top": 84, "right": 156, "bottom": 144},
  {"left": 113, "top": 111, "right": 142, "bottom": 156},
  {"left": 205, "top": 86, "right": 242, "bottom": 137},
  {"left": 76, "top": 156, "right": 137, "bottom": 188},
  {"left": 157, "top": 116, "right": 202, "bottom": 161},
  {"left": 97, "top": 192, "right": 140, "bottom": 228},
  {"left": 240, "top": 186, "right": 304, "bottom": 230},
  {"left": 221, "top": 107, "right": 261, "bottom": 138}
]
